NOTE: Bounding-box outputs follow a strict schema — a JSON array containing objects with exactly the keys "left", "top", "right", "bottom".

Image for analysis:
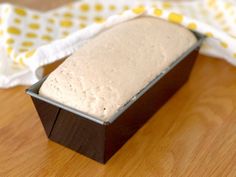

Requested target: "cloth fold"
[{"left": 0, "top": 0, "right": 235, "bottom": 88}]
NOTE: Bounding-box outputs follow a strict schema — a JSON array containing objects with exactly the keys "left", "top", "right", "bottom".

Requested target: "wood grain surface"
[{"left": 1, "top": 1, "right": 236, "bottom": 177}]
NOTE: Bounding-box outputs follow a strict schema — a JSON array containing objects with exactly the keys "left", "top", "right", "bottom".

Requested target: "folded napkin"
[{"left": 0, "top": 0, "right": 235, "bottom": 88}]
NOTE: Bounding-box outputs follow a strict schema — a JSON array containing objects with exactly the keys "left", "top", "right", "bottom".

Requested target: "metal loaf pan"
[{"left": 26, "top": 32, "right": 205, "bottom": 164}]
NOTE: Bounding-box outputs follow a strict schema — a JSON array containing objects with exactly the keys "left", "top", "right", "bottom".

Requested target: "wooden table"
[{"left": 1, "top": 1, "right": 236, "bottom": 177}]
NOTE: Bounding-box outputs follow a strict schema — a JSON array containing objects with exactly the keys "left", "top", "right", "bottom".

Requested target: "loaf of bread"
[{"left": 39, "top": 17, "right": 197, "bottom": 121}]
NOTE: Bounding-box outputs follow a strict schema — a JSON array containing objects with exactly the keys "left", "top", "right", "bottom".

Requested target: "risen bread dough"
[{"left": 39, "top": 17, "right": 197, "bottom": 121}]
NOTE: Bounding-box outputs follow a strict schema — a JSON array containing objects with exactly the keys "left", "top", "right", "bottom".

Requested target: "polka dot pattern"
[
  {"left": 6, "top": 38, "right": 14, "bottom": 44},
  {"left": 163, "top": 2, "right": 172, "bottom": 9},
  {"left": 187, "top": 23, "right": 197, "bottom": 30},
  {"left": 32, "top": 15, "right": 39, "bottom": 19},
  {"left": 25, "top": 49, "right": 36, "bottom": 58},
  {"left": 80, "top": 3, "right": 90, "bottom": 12},
  {"left": 41, "top": 35, "right": 53, "bottom": 41},
  {"left": 109, "top": 5, "right": 116, "bottom": 11},
  {"left": 47, "top": 18, "right": 55, "bottom": 24},
  {"left": 22, "top": 41, "right": 34, "bottom": 47},
  {"left": 60, "top": 20, "right": 73, "bottom": 28},
  {"left": 123, "top": 5, "right": 129, "bottom": 11},
  {"left": 29, "top": 23, "right": 40, "bottom": 30},
  {"left": 154, "top": 8, "right": 163, "bottom": 16},
  {"left": 64, "top": 13, "right": 73, "bottom": 18},
  {"left": 94, "top": 16, "right": 105, "bottom": 23},
  {"left": 19, "top": 48, "right": 27, "bottom": 52},
  {"left": 46, "top": 27, "right": 53, "bottom": 32},
  {"left": 7, "top": 27, "right": 21, "bottom": 35},
  {"left": 7, "top": 47, "right": 13, "bottom": 55},
  {"left": 168, "top": 13, "right": 183, "bottom": 24},
  {"left": 95, "top": 4, "right": 103, "bottom": 12},
  {"left": 132, "top": 6, "right": 146, "bottom": 14},
  {"left": 220, "top": 42, "right": 228, "bottom": 48},
  {"left": 14, "top": 18, "right": 21, "bottom": 24},
  {"left": 79, "top": 15, "right": 87, "bottom": 20},
  {"left": 233, "top": 53, "right": 236, "bottom": 59},
  {"left": 0, "top": 0, "right": 235, "bottom": 69},
  {"left": 26, "top": 33, "right": 37, "bottom": 38},
  {"left": 205, "top": 32, "right": 214, "bottom": 37},
  {"left": 14, "top": 8, "right": 27, "bottom": 16},
  {"left": 80, "top": 23, "right": 86, "bottom": 29},
  {"left": 62, "top": 31, "right": 69, "bottom": 36}
]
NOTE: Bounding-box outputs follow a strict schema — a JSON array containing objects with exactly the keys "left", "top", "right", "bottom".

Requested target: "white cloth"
[{"left": 0, "top": 0, "right": 235, "bottom": 88}]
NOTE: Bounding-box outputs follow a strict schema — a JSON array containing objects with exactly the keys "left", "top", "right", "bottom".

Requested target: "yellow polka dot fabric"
[{"left": 0, "top": 0, "right": 236, "bottom": 88}]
